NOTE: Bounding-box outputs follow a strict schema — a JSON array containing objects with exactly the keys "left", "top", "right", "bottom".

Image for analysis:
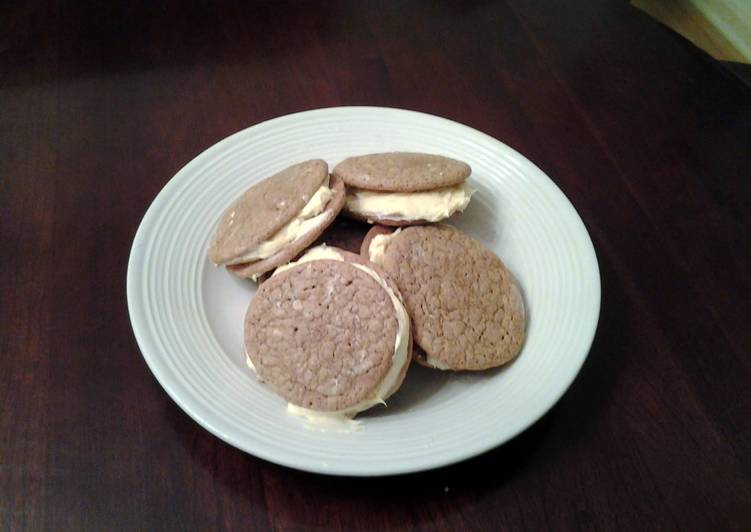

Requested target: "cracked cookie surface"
[
  {"left": 372, "top": 224, "right": 525, "bottom": 370},
  {"left": 245, "top": 259, "right": 399, "bottom": 410}
]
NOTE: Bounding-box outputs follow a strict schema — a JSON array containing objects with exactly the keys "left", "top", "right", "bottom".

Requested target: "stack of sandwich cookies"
[
  {"left": 244, "top": 245, "right": 412, "bottom": 425},
  {"left": 207, "top": 159, "right": 346, "bottom": 280},
  {"left": 205, "top": 152, "right": 528, "bottom": 428},
  {"left": 334, "top": 152, "right": 474, "bottom": 226},
  {"left": 363, "top": 224, "right": 526, "bottom": 371}
]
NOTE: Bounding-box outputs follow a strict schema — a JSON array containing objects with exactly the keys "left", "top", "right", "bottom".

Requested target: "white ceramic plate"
[{"left": 127, "top": 106, "right": 600, "bottom": 476}]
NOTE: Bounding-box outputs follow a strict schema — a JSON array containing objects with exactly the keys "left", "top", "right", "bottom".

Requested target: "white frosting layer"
[
  {"left": 425, "top": 356, "right": 451, "bottom": 370},
  {"left": 345, "top": 182, "right": 474, "bottom": 222},
  {"left": 274, "top": 245, "right": 410, "bottom": 425},
  {"left": 286, "top": 404, "right": 362, "bottom": 432},
  {"left": 273, "top": 245, "right": 343, "bottom": 276},
  {"left": 368, "top": 229, "right": 402, "bottom": 264},
  {"left": 227, "top": 182, "right": 332, "bottom": 265}
]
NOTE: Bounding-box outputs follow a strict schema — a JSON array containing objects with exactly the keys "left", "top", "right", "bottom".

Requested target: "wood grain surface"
[{"left": 2, "top": 1, "right": 750, "bottom": 530}]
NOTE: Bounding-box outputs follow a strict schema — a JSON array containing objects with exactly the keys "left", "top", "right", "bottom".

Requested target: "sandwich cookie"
[
  {"left": 207, "top": 160, "right": 346, "bottom": 280},
  {"left": 333, "top": 152, "right": 474, "bottom": 226},
  {"left": 363, "top": 224, "right": 525, "bottom": 371},
  {"left": 244, "top": 245, "right": 412, "bottom": 428}
]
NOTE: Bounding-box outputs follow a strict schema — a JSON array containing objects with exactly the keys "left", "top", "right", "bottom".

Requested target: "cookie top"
[
  {"left": 208, "top": 159, "right": 328, "bottom": 264},
  {"left": 244, "top": 248, "right": 411, "bottom": 412},
  {"left": 332, "top": 152, "right": 471, "bottom": 192},
  {"left": 365, "top": 224, "right": 525, "bottom": 370},
  {"left": 227, "top": 174, "right": 346, "bottom": 280}
]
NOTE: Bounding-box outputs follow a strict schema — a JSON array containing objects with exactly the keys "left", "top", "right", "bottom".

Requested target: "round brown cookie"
[
  {"left": 226, "top": 174, "right": 346, "bottom": 280},
  {"left": 244, "top": 250, "right": 411, "bottom": 411},
  {"left": 208, "top": 159, "right": 328, "bottom": 265},
  {"left": 333, "top": 152, "right": 471, "bottom": 192},
  {"left": 365, "top": 224, "right": 526, "bottom": 371}
]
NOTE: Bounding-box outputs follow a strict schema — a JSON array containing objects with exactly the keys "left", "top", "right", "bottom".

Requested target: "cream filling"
[
  {"left": 272, "top": 245, "right": 344, "bottom": 276},
  {"left": 245, "top": 352, "right": 256, "bottom": 372},
  {"left": 368, "top": 229, "right": 402, "bottom": 264},
  {"left": 425, "top": 356, "right": 451, "bottom": 370},
  {"left": 273, "top": 245, "right": 410, "bottom": 428},
  {"left": 345, "top": 182, "right": 474, "bottom": 222},
  {"left": 227, "top": 182, "right": 333, "bottom": 265},
  {"left": 368, "top": 232, "right": 449, "bottom": 371},
  {"left": 286, "top": 404, "right": 362, "bottom": 433}
]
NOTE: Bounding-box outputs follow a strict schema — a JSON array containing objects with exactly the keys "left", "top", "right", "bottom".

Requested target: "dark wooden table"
[{"left": 2, "top": 1, "right": 750, "bottom": 530}]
